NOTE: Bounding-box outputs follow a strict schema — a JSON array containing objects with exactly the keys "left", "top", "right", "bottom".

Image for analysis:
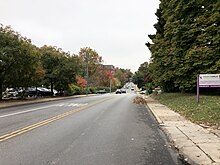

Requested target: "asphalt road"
[{"left": 0, "top": 93, "right": 182, "bottom": 165}]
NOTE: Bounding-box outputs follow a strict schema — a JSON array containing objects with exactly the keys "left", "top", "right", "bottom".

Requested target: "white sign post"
[{"left": 197, "top": 74, "right": 220, "bottom": 103}]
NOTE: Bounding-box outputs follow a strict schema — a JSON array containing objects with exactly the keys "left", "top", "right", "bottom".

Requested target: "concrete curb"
[{"left": 145, "top": 104, "right": 163, "bottom": 125}]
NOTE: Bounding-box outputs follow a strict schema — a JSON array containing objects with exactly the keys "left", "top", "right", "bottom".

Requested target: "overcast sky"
[{"left": 1, "top": 0, "right": 160, "bottom": 72}]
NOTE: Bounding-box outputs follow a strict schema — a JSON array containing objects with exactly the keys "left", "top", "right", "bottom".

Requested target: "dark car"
[{"left": 26, "top": 87, "right": 52, "bottom": 97}]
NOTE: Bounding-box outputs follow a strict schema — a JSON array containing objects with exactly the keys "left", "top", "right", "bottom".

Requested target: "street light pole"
[
  {"left": 110, "top": 79, "right": 112, "bottom": 93},
  {"left": 86, "top": 54, "right": 89, "bottom": 96}
]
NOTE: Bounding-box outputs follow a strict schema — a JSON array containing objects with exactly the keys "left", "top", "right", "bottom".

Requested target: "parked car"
[
  {"left": 121, "top": 89, "right": 126, "bottom": 93},
  {"left": 140, "top": 90, "right": 146, "bottom": 94},
  {"left": 96, "top": 89, "right": 107, "bottom": 94},
  {"left": 115, "top": 89, "right": 122, "bottom": 94},
  {"left": 25, "top": 87, "right": 37, "bottom": 97},
  {"left": 2, "top": 88, "right": 19, "bottom": 99},
  {"left": 26, "top": 87, "right": 53, "bottom": 97}
]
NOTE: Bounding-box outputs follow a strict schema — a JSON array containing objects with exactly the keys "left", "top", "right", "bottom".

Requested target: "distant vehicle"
[
  {"left": 2, "top": 88, "right": 19, "bottom": 99},
  {"left": 153, "top": 87, "right": 162, "bottom": 94},
  {"left": 140, "top": 90, "right": 146, "bottom": 94},
  {"left": 96, "top": 89, "right": 107, "bottom": 94},
  {"left": 25, "top": 87, "right": 37, "bottom": 97},
  {"left": 115, "top": 89, "right": 122, "bottom": 94},
  {"left": 121, "top": 89, "right": 126, "bottom": 93},
  {"left": 26, "top": 87, "right": 53, "bottom": 97}
]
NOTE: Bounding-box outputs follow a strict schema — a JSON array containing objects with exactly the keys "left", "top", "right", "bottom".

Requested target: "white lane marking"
[
  {"left": 0, "top": 105, "right": 55, "bottom": 118},
  {"left": 0, "top": 103, "right": 88, "bottom": 118},
  {"left": 55, "top": 103, "right": 88, "bottom": 107}
]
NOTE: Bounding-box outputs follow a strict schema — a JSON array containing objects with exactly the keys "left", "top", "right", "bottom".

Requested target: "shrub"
[
  {"left": 68, "top": 84, "right": 81, "bottom": 95},
  {"left": 88, "top": 87, "right": 97, "bottom": 94}
]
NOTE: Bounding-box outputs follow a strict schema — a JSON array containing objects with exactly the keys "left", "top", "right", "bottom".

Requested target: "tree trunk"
[
  {"left": 50, "top": 79, "right": 54, "bottom": 96},
  {"left": 0, "top": 81, "right": 2, "bottom": 100}
]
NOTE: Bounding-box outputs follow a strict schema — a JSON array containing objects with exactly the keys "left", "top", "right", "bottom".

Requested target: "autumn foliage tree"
[
  {"left": 78, "top": 47, "right": 103, "bottom": 85},
  {"left": 76, "top": 75, "right": 86, "bottom": 88},
  {"left": 114, "top": 68, "right": 132, "bottom": 87}
]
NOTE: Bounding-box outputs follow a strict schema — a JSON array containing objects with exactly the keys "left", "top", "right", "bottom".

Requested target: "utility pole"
[
  {"left": 110, "top": 79, "right": 112, "bottom": 93},
  {"left": 86, "top": 54, "right": 89, "bottom": 96}
]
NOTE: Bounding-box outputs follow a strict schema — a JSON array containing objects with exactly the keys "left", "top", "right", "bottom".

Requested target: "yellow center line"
[{"left": 0, "top": 97, "right": 112, "bottom": 143}]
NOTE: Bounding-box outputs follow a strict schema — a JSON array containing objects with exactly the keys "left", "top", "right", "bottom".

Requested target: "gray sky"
[{"left": 1, "top": 0, "right": 159, "bottom": 73}]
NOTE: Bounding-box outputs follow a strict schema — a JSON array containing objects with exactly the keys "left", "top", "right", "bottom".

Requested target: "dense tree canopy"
[
  {"left": 147, "top": 0, "right": 220, "bottom": 92},
  {"left": 78, "top": 47, "right": 103, "bottom": 86},
  {"left": 0, "top": 25, "right": 39, "bottom": 98},
  {"left": 114, "top": 68, "right": 132, "bottom": 87},
  {"left": 0, "top": 24, "right": 132, "bottom": 99},
  {"left": 39, "top": 46, "right": 81, "bottom": 94},
  {"left": 133, "top": 62, "right": 152, "bottom": 88}
]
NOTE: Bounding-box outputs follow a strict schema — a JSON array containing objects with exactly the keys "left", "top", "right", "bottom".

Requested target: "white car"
[{"left": 140, "top": 90, "right": 146, "bottom": 94}]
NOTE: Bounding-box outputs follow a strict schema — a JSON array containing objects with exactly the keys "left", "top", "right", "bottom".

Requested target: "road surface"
[{"left": 0, "top": 93, "right": 182, "bottom": 165}]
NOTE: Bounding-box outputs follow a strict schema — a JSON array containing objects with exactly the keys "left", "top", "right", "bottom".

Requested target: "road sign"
[
  {"left": 197, "top": 74, "right": 220, "bottom": 103},
  {"left": 199, "top": 74, "right": 220, "bottom": 87}
]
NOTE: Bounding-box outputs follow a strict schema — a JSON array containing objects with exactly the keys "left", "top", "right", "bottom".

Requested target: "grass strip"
[{"left": 152, "top": 93, "right": 220, "bottom": 128}]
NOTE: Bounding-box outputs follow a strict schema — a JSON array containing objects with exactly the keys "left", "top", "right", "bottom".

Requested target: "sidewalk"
[{"left": 143, "top": 95, "right": 220, "bottom": 165}]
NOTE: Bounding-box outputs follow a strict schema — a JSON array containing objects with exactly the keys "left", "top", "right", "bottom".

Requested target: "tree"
[
  {"left": 133, "top": 62, "right": 152, "bottom": 88},
  {"left": 0, "top": 24, "right": 38, "bottom": 99},
  {"left": 0, "top": 24, "right": 137, "bottom": 99},
  {"left": 114, "top": 68, "right": 132, "bottom": 87},
  {"left": 78, "top": 47, "right": 103, "bottom": 86},
  {"left": 147, "top": 0, "right": 220, "bottom": 92},
  {"left": 39, "top": 46, "right": 81, "bottom": 94},
  {"left": 76, "top": 75, "right": 86, "bottom": 88},
  {"left": 53, "top": 54, "right": 80, "bottom": 92}
]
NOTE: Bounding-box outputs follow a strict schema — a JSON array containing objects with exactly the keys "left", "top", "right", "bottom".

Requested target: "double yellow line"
[{"left": 0, "top": 97, "right": 111, "bottom": 143}]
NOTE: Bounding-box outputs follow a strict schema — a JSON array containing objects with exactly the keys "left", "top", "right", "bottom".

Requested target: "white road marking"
[
  {"left": 0, "top": 103, "right": 88, "bottom": 118},
  {"left": 0, "top": 105, "right": 55, "bottom": 118},
  {"left": 55, "top": 103, "right": 88, "bottom": 107}
]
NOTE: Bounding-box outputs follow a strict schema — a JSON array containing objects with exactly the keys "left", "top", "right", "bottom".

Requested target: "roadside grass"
[{"left": 151, "top": 93, "right": 220, "bottom": 128}]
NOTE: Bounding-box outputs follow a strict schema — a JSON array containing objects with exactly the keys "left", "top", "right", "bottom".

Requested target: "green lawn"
[{"left": 152, "top": 93, "right": 220, "bottom": 128}]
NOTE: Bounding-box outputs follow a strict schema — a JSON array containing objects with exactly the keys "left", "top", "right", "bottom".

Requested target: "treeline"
[
  {"left": 142, "top": 0, "right": 219, "bottom": 92},
  {"left": 0, "top": 24, "right": 132, "bottom": 98}
]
